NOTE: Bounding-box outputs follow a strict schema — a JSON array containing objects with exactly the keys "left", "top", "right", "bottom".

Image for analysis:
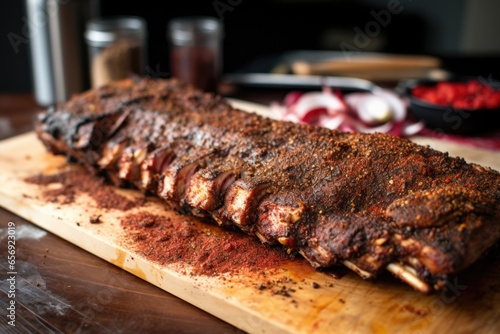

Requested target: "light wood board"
[{"left": 0, "top": 126, "right": 499, "bottom": 333}]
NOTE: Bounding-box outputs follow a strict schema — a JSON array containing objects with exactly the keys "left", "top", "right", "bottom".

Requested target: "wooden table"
[{"left": 0, "top": 92, "right": 249, "bottom": 334}]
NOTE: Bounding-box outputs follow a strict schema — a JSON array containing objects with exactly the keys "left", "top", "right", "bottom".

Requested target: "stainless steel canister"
[{"left": 26, "top": 0, "right": 99, "bottom": 106}]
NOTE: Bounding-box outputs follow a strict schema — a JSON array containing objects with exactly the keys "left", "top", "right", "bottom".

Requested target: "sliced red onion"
[
  {"left": 389, "top": 121, "right": 405, "bottom": 137},
  {"left": 317, "top": 114, "right": 346, "bottom": 130},
  {"left": 283, "top": 91, "right": 303, "bottom": 107},
  {"left": 354, "top": 120, "right": 395, "bottom": 134},
  {"left": 345, "top": 93, "right": 392, "bottom": 125},
  {"left": 301, "top": 107, "right": 328, "bottom": 124},
  {"left": 339, "top": 122, "right": 356, "bottom": 133},
  {"left": 402, "top": 120, "right": 426, "bottom": 136},
  {"left": 372, "top": 88, "right": 407, "bottom": 122},
  {"left": 270, "top": 102, "right": 288, "bottom": 117},
  {"left": 293, "top": 91, "right": 347, "bottom": 119},
  {"left": 282, "top": 112, "right": 302, "bottom": 123},
  {"left": 272, "top": 84, "right": 421, "bottom": 137}
]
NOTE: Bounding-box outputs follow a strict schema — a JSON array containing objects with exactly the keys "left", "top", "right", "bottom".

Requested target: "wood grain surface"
[{"left": 0, "top": 123, "right": 499, "bottom": 334}]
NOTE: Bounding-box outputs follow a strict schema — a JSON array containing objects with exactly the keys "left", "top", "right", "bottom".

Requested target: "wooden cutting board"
[{"left": 0, "top": 130, "right": 499, "bottom": 332}]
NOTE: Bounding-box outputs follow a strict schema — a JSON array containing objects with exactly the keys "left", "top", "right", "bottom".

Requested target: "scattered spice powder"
[
  {"left": 89, "top": 215, "right": 102, "bottom": 224},
  {"left": 24, "top": 165, "right": 313, "bottom": 286},
  {"left": 400, "top": 304, "right": 427, "bottom": 317},
  {"left": 24, "top": 167, "right": 145, "bottom": 211},
  {"left": 120, "top": 211, "right": 296, "bottom": 276},
  {"left": 271, "top": 285, "right": 294, "bottom": 298}
]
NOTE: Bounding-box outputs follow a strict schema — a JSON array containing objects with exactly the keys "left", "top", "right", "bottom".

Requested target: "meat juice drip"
[{"left": 171, "top": 46, "right": 219, "bottom": 92}]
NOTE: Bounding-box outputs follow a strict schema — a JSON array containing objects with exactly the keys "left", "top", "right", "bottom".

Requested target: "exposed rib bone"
[
  {"left": 342, "top": 260, "right": 373, "bottom": 279},
  {"left": 386, "top": 263, "right": 431, "bottom": 293}
]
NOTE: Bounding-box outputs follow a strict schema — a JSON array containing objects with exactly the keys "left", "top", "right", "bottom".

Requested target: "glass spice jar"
[
  {"left": 167, "top": 16, "right": 223, "bottom": 92},
  {"left": 85, "top": 16, "right": 147, "bottom": 88}
]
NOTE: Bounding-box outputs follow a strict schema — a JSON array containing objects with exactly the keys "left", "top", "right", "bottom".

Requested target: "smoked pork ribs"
[{"left": 35, "top": 77, "right": 500, "bottom": 292}]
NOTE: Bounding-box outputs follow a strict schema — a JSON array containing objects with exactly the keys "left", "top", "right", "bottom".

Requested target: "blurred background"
[{"left": 2, "top": 0, "right": 500, "bottom": 93}]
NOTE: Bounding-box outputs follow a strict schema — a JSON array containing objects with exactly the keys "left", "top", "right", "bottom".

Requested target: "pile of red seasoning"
[
  {"left": 24, "top": 167, "right": 145, "bottom": 211},
  {"left": 411, "top": 80, "right": 500, "bottom": 110},
  {"left": 120, "top": 211, "right": 298, "bottom": 277},
  {"left": 25, "top": 166, "right": 299, "bottom": 278}
]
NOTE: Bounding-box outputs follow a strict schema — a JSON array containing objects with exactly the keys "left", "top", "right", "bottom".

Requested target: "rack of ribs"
[{"left": 35, "top": 77, "right": 500, "bottom": 293}]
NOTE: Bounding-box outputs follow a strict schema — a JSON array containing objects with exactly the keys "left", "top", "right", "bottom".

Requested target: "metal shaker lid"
[
  {"left": 167, "top": 16, "right": 223, "bottom": 46},
  {"left": 85, "top": 16, "right": 147, "bottom": 47}
]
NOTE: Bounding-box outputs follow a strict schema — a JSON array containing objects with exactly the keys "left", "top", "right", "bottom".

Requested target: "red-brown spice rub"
[
  {"left": 120, "top": 211, "right": 298, "bottom": 276},
  {"left": 25, "top": 166, "right": 298, "bottom": 277},
  {"left": 25, "top": 167, "right": 145, "bottom": 211}
]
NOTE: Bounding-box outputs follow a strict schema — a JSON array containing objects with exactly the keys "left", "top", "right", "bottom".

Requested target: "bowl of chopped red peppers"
[{"left": 402, "top": 77, "right": 500, "bottom": 135}]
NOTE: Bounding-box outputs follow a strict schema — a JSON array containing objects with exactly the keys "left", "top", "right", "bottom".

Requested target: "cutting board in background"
[
  {"left": 0, "top": 128, "right": 499, "bottom": 332},
  {"left": 270, "top": 50, "right": 447, "bottom": 83}
]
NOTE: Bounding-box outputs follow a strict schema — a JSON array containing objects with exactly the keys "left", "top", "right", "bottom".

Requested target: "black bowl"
[{"left": 401, "top": 77, "right": 500, "bottom": 135}]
